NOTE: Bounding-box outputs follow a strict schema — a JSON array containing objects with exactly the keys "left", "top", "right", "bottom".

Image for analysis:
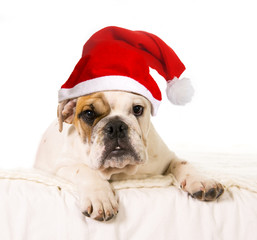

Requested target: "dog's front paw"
[
  {"left": 180, "top": 176, "right": 224, "bottom": 201},
  {"left": 79, "top": 184, "right": 119, "bottom": 221}
]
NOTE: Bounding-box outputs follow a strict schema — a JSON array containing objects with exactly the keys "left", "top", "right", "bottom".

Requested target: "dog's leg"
[
  {"left": 166, "top": 157, "right": 224, "bottom": 201},
  {"left": 147, "top": 123, "right": 224, "bottom": 201},
  {"left": 57, "top": 164, "right": 119, "bottom": 221}
]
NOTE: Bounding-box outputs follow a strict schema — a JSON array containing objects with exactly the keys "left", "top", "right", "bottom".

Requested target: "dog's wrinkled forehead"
[
  {"left": 104, "top": 91, "right": 149, "bottom": 115},
  {"left": 76, "top": 91, "right": 149, "bottom": 117}
]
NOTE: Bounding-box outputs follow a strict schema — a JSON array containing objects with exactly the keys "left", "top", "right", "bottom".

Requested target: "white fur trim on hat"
[
  {"left": 58, "top": 75, "right": 161, "bottom": 115},
  {"left": 166, "top": 77, "right": 194, "bottom": 105}
]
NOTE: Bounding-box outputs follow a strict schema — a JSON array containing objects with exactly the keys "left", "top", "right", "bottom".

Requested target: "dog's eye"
[
  {"left": 133, "top": 105, "right": 144, "bottom": 117},
  {"left": 79, "top": 110, "right": 96, "bottom": 125}
]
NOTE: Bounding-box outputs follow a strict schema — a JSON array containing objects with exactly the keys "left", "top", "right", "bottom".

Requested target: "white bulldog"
[{"left": 35, "top": 91, "right": 224, "bottom": 221}]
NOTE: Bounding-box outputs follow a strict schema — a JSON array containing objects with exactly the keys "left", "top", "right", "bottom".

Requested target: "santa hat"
[{"left": 58, "top": 26, "right": 194, "bottom": 115}]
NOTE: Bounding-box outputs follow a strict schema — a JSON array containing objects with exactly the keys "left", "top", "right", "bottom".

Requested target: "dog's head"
[{"left": 58, "top": 91, "right": 151, "bottom": 179}]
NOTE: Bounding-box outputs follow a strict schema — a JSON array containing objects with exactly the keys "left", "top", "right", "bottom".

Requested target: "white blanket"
[{"left": 0, "top": 152, "right": 257, "bottom": 240}]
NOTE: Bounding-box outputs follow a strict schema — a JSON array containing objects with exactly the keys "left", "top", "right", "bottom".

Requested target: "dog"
[{"left": 35, "top": 90, "right": 224, "bottom": 221}]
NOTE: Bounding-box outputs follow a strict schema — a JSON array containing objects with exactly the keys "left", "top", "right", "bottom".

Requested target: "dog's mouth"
[
  {"left": 107, "top": 145, "right": 127, "bottom": 158},
  {"left": 100, "top": 141, "right": 140, "bottom": 169}
]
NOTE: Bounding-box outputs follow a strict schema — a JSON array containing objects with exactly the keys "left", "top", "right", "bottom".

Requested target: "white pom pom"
[{"left": 166, "top": 77, "right": 194, "bottom": 105}]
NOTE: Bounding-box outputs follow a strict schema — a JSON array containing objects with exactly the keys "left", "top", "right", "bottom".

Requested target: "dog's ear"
[{"left": 57, "top": 99, "right": 77, "bottom": 132}]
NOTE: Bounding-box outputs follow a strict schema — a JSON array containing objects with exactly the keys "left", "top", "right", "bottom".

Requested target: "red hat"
[{"left": 58, "top": 26, "right": 194, "bottom": 115}]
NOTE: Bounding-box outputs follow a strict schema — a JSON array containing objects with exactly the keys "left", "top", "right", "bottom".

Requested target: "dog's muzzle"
[{"left": 100, "top": 118, "right": 140, "bottom": 169}]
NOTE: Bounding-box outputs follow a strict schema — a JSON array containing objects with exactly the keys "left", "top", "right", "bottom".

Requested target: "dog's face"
[{"left": 58, "top": 91, "right": 151, "bottom": 179}]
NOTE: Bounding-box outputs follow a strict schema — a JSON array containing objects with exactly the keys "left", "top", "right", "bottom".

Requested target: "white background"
[{"left": 1, "top": 0, "right": 257, "bottom": 168}]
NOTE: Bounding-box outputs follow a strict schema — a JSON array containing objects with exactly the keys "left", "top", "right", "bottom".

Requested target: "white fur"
[{"left": 35, "top": 91, "right": 223, "bottom": 221}]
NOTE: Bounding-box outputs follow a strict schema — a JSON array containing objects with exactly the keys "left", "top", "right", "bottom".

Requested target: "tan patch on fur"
[{"left": 73, "top": 93, "right": 110, "bottom": 142}]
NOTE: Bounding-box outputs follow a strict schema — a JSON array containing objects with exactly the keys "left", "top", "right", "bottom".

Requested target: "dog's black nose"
[{"left": 104, "top": 120, "right": 128, "bottom": 139}]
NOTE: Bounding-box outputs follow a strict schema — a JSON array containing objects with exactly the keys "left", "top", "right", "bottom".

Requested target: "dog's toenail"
[
  {"left": 193, "top": 191, "right": 204, "bottom": 200},
  {"left": 205, "top": 188, "right": 217, "bottom": 199},
  {"left": 82, "top": 211, "right": 90, "bottom": 217}
]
